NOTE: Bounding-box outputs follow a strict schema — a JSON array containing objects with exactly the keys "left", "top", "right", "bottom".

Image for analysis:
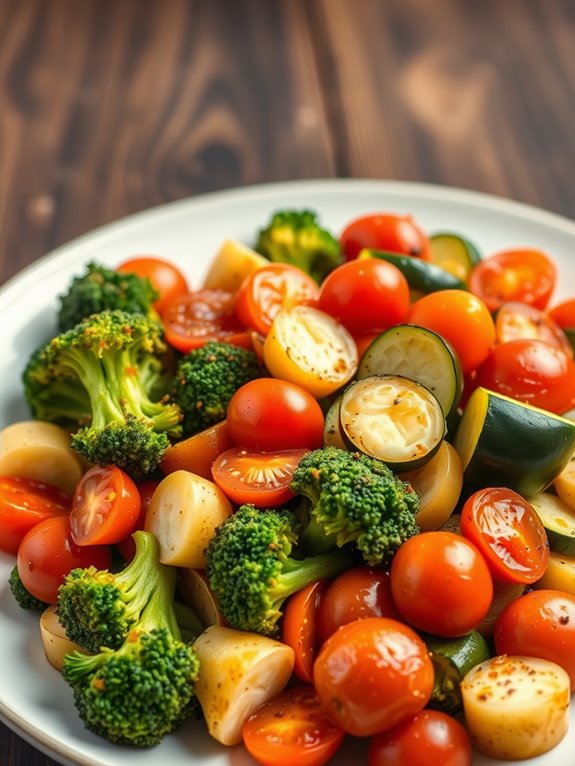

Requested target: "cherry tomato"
[
  {"left": 243, "top": 686, "right": 345, "bottom": 766},
  {"left": 369, "top": 710, "right": 472, "bottom": 766},
  {"left": 236, "top": 263, "right": 320, "bottom": 336},
  {"left": 407, "top": 290, "right": 495, "bottom": 374},
  {"left": 317, "top": 566, "right": 399, "bottom": 644},
  {"left": 460, "top": 487, "right": 549, "bottom": 585},
  {"left": 160, "top": 420, "right": 234, "bottom": 480},
  {"left": 0, "top": 476, "right": 70, "bottom": 555},
  {"left": 283, "top": 580, "right": 328, "bottom": 683},
  {"left": 116, "top": 480, "right": 159, "bottom": 561},
  {"left": 211, "top": 447, "right": 308, "bottom": 506},
  {"left": 390, "top": 531, "right": 493, "bottom": 637},
  {"left": 340, "top": 213, "right": 431, "bottom": 261},
  {"left": 17, "top": 515, "right": 112, "bottom": 603},
  {"left": 318, "top": 259, "right": 410, "bottom": 336},
  {"left": 469, "top": 248, "right": 556, "bottom": 312},
  {"left": 474, "top": 338, "right": 575, "bottom": 414},
  {"left": 116, "top": 256, "right": 188, "bottom": 313},
  {"left": 548, "top": 297, "right": 575, "bottom": 329},
  {"left": 313, "top": 617, "right": 434, "bottom": 737},
  {"left": 69, "top": 465, "right": 141, "bottom": 546},
  {"left": 494, "top": 301, "right": 573, "bottom": 357},
  {"left": 227, "top": 378, "right": 324, "bottom": 451},
  {"left": 161, "top": 289, "right": 250, "bottom": 353},
  {"left": 494, "top": 589, "right": 575, "bottom": 686}
]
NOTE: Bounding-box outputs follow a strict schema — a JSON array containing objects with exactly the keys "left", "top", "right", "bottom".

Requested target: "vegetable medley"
[{"left": 3, "top": 206, "right": 575, "bottom": 765}]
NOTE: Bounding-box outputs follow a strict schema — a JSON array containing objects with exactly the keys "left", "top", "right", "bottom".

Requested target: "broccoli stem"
[{"left": 271, "top": 550, "right": 353, "bottom": 604}]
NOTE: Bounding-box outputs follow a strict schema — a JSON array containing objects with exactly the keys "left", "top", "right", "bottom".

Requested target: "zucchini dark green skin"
[
  {"left": 425, "top": 631, "right": 491, "bottom": 715},
  {"left": 564, "top": 328, "right": 575, "bottom": 354},
  {"left": 363, "top": 249, "right": 467, "bottom": 293}
]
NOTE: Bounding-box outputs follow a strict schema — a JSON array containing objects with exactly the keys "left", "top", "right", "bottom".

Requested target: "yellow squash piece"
[
  {"left": 202, "top": 239, "right": 269, "bottom": 293},
  {"left": 535, "top": 551, "right": 575, "bottom": 595},
  {"left": 555, "top": 448, "right": 575, "bottom": 511}
]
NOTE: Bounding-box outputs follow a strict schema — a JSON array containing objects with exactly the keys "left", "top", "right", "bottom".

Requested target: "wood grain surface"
[{"left": 1, "top": 0, "right": 574, "bottom": 764}]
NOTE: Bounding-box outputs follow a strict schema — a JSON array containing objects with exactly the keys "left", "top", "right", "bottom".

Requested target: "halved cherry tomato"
[
  {"left": 0, "top": 476, "right": 70, "bottom": 555},
  {"left": 340, "top": 213, "right": 431, "bottom": 261},
  {"left": 390, "top": 531, "right": 493, "bottom": 637},
  {"left": 494, "top": 589, "right": 575, "bottom": 686},
  {"left": 407, "top": 290, "right": 495, "bottom": 374},
  {"left": 17, "top": 515, "right": 112, "bottom": 603},
  {"left": 494, "top": 301, "right": 572, "bottom": 357},
  {"left": 116, "top": 256, "right": 189, "bottom": 313},
  {"left": 116, "top": 480, "right": 160, "bottom": 562},
  {"left": 236, "top": 263, "right": 320, "bottom": 336},
  {"left": 161, "top": 289, "right": 251, "bottom": 353},
  {"left": 69, "top": 465, "right": 141, "bottom": 546},
  {"left": 474, "top": 338, "right": 575, "bottom": 414},
  {"left": 548, "top": 297, "right": 575, "bottom": 329},
  {"left": 283, "top": 580, "right": 328, "bottom": 683},
  {"left": 227, "top": 378, "right": 324, "bottom": 451},
  {"left": 469, "top": 249, "right": 556, "bottom": 312},
  {"left": 318, "top": 259, "right": 410, "bottom": 336},
  {"left": 242, "top": 686, "right": 345, "bottom": 766},
  {"left": 460, "top": 487, "right": 549, "bottom": 584},
  {"left": 317, "top": 566, "right": 399, "bottom": 644},
  {"left": 211, "top": 447, "right": 308, "bottom": 506},
  {"left": 368, "top": 710, "right": 472, "bottom": 766},
  {"left": 313, "top": 617, "right": 434, "bottom": 737}
]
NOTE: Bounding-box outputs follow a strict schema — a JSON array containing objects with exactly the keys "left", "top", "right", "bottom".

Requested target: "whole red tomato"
[{"left": 340, "top": 213, "right": 431, "bottom": 261}]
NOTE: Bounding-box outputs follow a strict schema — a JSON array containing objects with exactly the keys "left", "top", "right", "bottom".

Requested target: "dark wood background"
[{"left": 1, "top": 0, "right": 574, "bottom": 763}]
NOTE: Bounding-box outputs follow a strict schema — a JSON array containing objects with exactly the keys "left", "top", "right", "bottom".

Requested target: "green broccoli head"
[
  {"left": 8, "top": 566, "right": 49, "bottom": 611},
  {"left": 174, "top": 341, "right": 264, "bottom": 435},
  {"left": 290, "top": 446, "right": 420, "bottom": 566},
  {"left": 56, "top": 531, "right": 162, "bottom": 653},
  {"left": 205, "top": 504, "right": 352, "bottom": 636},
  {"left": 58, "top": 262, "right": 159, "bottom": 332},
  {"left": 23, "top": 310, "right": 182, "bottom": 477},
  {"left": 62, "top": 545, "right": 200, "bottom": 747},
  {"left": 255, "top": 209, "right": 343, "bottom": 283}
]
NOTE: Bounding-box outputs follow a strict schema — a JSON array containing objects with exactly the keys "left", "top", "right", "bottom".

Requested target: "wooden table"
[{"left": 1, "top": 0, "right": 574, "bottom": 763}]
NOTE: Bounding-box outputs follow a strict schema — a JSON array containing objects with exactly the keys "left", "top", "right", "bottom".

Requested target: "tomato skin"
[
  {"left": 474, "top": 338, "right": 575, "bottom": 414},
  {"left": 368, "top": 710, "right": 472, "bottom": 766},
  {"left": 407, "top": 290, "right": 495, "bottom": 375},
  {"left": 549, "top": 297, "right": 575, "bottom": 329},
  {"left": 116, "top": 256, "right": 188, "bottom": 313},
  {"left": 242, "top": 686, "right": 345, "bottom": 766},
  {"left": 70, "top": 465, "right": 141, "bottom": 546},
  {"left": 227, "top": 378, "right": 324, "bottom": 451},
  {"left": 0, "top": 476, "right": 70, "bottom": 555},
  {"left": 236, "top": 263, "right": 320, "bottom": 336},
  {"left": 313, "top": 617, "right": 434, "bottom": 737},
  {"left": 211, "top": 447, "right": 309, "bottom": 506},
  {"left": 17, "top": 515, "right": 112, "bottom": 603},
  {"left": 318, "top": 259, "right": 410, "bottom": 336},
  {"left": 317, "top": 566, "right": 400, "bottom": 644},
  {"left": 469, "top": 248, "right": 556, "bottom": 312},
  {"left": 460, "top": 487, "right": 549, "bottom": 584},
  {"left": 494, "top": 589, "right": 575, "bottom": 686},
  {"left": 340, "top": 213, "right": 431, "bottom": 261},
  {"left": 283, "top": 581, "right": 328, "bottom": 683},
  {"left": 390, "top": 531, "right": 493, "bottom": 637},
  {"left": 116, "top": 480, "right": 159, "bottom": 561}
]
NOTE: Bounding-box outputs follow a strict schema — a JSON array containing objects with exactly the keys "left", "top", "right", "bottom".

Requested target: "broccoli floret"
[
  {"left": 22, "top": 310, "right": 182, "bottom": 477},
  {"left": 174, "top": 341, "right": 264, "bottom": 435},
  {"left": 206, "top": 504, "right": 352, "bottom": 636},
  {"left": 290, "top": 446, "right": 420, "bottom": 566},
  {"left": 62, "top": 533, "right": 200, "bottom": 747},
  {"left": 58, "top": 262, "right": 159, "bottom": 332},
  {"left": 255, "top": 209, "right": 343, "bottom": 283},
  {"left": 8, "top": 566, "right": 49, "bottom": 611}
]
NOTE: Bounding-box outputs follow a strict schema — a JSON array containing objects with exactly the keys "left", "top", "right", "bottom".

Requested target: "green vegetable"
[
  {"left": 429, "top": 232, "right": 482, "bottom": 281},
  {"left": 363, "top": 249, "right": 467, "bottom": 293},
  {"left": 255, "top": 209, "right": 343, "bottom": 283},
  {"left": 529, "top": 492, "right": 575, "bottom": 555},
  {"left": 174, "top": 341, "right": 264, "bottom": 436},
  {"left": 206, "top": 504, "right": 352, "bottom": 636},
  {"left": 22, "top": 310, "right": 182, "bottom": 477},
  {"left": 62, "top": 533, "right": 200, "bottom": 747},
  {"left": 8, "top": 565, "right": 49, "bottom": 611},
  {"left": 58, "top": 262, "right": 159, "bottom": 332},
  {"left": 290, "top": 446, "right": 420, "bottom": 565}
]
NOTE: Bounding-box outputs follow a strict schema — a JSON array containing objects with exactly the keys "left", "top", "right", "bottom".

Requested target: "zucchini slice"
[
  {"left": 357, "top": 324, "right": 462, "bottom": 417},
  {"left": 555, "top": 447, "right": 575, "bottom": 510},
  {"left": 322, "top": 396, "right": 345, "bottom": 449},
  {"left": 453, "top": 387, "right": 575, "bottom": 497},
  {"left": 339, "top": 374, "right": 445, "bottom": 471},
  {"left": 529, "top": 492, "right": 575, "bottom": 555},
  {"left": 359, "top": 249, "right": 467, "bottom": 293},
  {"left": 429, "top": 232, "right": 482, "bottom": 281}
]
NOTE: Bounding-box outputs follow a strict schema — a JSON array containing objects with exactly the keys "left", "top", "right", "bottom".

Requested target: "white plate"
[{"left": 1, "top": 179, "right": 575, "bottom": 766}]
